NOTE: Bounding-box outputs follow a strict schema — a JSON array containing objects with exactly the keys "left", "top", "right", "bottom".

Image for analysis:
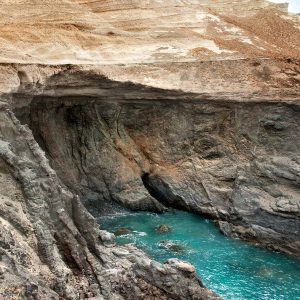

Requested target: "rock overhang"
[{"left": 0, "top": 59, "right": 300, "bottom": 108}]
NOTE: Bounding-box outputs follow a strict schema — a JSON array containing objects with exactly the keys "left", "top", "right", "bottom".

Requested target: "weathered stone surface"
[
  {"left": 131, "top": 252, "right": 220, "bottom": 300},
  {"left": 0, "top": 0, "right": 299, "bottom": 64},
  {"left": 156, "top": 225, "right": 172, "bottom": 234},
  {"left": 99, "top": 230, "right": 116, "bottom": 246},
  {"left": 5, "top": 67, "right": 298, "bottom": 257},
  {"left": 0, "top": 105, "right": 220, "bottom": 299},
  {"left": 114, "top": 227, "right": 133, "bottom": 236},
  {"left": 0, "top": 1, "right": 299, "bottom": 299},
  {"left": 166, "top": 259, "right": 196, "bottom": 273},
  {"left": 159, "top": 241, "right": 186, "bottom": 253}
]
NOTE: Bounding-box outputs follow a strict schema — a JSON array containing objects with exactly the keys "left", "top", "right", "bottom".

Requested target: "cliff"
[{"left": 0, "top": 0, "right": 299, "bottom": 299}]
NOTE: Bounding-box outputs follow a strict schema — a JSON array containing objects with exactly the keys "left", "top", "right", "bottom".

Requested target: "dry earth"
[{"left": 0, "top": 0, "right": 299, "bottom": 65}]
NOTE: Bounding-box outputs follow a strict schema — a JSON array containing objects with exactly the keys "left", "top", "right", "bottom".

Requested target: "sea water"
[{"left": 98, "top": 210, "right": 300, "bottom": 300}]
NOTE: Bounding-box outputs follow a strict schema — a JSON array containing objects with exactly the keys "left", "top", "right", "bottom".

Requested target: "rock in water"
[
  {"left": 159, "top": 241, "right": 186, "bottom": 252},
  {"left": 114, "top": 227, "right": 133, "bottom": 236},
  {"left": 155, "top": 224, "right": 172, "bottom": 233}
]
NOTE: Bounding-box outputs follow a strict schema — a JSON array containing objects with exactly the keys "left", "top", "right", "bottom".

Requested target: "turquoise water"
[{"left": 98, "top": 210, "right": 300, "bottom": 300}]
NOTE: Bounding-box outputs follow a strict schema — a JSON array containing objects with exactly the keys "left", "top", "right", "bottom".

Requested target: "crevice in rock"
[
  {"left": 53, "top": 232, "right": 82, "bottom": 276},
  {"left": 141, "top": 172, "right": 189, "bottom": 212}
]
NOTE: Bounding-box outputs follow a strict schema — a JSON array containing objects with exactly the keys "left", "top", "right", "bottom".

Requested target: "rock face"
[
  {"left": 0, "top": 95, "right": 220, "bottom": 299},
  {"left": 5, "top": 64, "right": 298, "bottom": 257},
  {"left": 0, "top": 58, "right": 299, "bottom": 297},
  {"left": 0, "top": 59, "right": 298, "bottom": 298},
  {"left": 0, "top": 0, "right": 299, "bottom": 299}
]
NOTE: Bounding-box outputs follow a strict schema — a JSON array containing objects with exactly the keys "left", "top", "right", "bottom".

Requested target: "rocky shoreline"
[
  {"left": 0, "top": 0, "right": 300, "bottom": 298},
  {"left": 0, "top": 61, "right": 299, "bottom": 298},
  {"left": 0, "top": 97, "right": 220, "bottom": 299}
]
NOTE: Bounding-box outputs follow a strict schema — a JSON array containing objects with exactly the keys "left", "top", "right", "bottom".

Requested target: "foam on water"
[{"left": 98, "top": 210, "right": 300, "bottom": 300}]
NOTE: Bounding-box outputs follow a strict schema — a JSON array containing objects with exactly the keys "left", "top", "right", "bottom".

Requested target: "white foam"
[{"left": 134, "top": 231, "right": 148, "bottom": 236}]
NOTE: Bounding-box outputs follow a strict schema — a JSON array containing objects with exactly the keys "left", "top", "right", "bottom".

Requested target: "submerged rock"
[
  {"left": 256, "top": 267, "right": 275, "bottom": 278},
  {"left": 159, "top": 241, "right": 186, "bottom": 252},
  {"left": 114, "top": 227, "right": 133, "bottom": 236},
  {"left": 155, "top": 224, "right": 172, "bottom": 233}
]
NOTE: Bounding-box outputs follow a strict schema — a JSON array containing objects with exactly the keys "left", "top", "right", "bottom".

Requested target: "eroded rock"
[
  {"left": 155, "top": 224, "right": 172, "bottom": 234},
  {"left": 0, "top": 107, "right": 219, "bottom": 299},
  {"left": 114, "top": 227, "right": 133, "bottom": 236},
  {"left": 159, "top": 241, "right": 186, "bottom": 253},
  {"left": 0, "top": 1, "right": 299, "bottom": 297}
]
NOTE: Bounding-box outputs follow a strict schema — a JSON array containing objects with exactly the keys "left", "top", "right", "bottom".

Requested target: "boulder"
[
  {"left": 114, "top": 227, "right": 133, "bottom": 236},
  {"left": 155, "top": 224, "right": 172, "bottom": 233}
]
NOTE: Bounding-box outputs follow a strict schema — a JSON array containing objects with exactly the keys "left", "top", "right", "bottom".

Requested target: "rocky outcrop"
[
  {"left": 0, "top": 101, "right": 220, "bottom": 299},
  {"left": 0, "top": 0, "right": 299, "bottom": 64},
  {"left": 0, "top": 58, "right": 299, "bottom": 298},
  {"left": 0, "top": 1, "right": 299, "bottom": 298},
  {"left": 2, "top": 62, "right": 298, "bottom": 259}
]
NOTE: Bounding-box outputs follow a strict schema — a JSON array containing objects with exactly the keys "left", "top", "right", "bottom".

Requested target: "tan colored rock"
[
  {"left": 166, "top": 259, "right": 196, "bottom": 273},
  {"left": 0, "top": 0, "right": 299, "bottom": 65}
]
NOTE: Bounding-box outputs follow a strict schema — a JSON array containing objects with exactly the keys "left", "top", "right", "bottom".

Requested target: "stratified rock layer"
[
  {"left": 0, "top": 0, "right": 299, "bottom": 299},
  {"left": 0, "top": 0, "right": 299, "bottom": 64},
  {"left": 0, "top": 55, "right": 299, "bottom": 298}
]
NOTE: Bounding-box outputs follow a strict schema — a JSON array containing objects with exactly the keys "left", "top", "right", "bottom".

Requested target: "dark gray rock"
[
  {"left": 10, "top": 69, "right": 300, "bottom": 257},
  {"left": 1, "top": 64, "right": 299, "bottom": 298},
  {"left": 159, "top": 241, "right": 186, "bottom": 252}
]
